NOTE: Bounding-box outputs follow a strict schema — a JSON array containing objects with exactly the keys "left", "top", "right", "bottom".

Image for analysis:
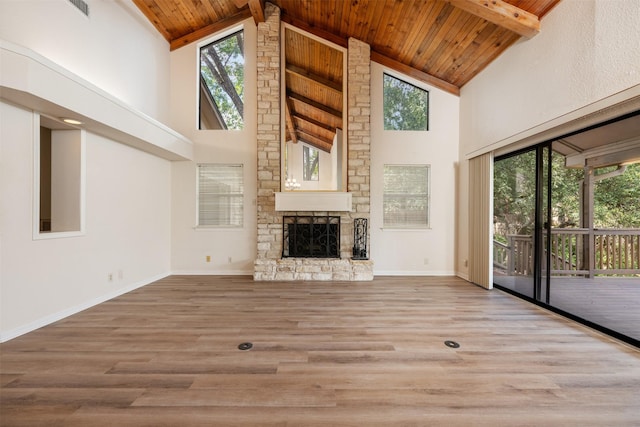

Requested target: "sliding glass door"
[
  {"left": 493, "top": 146, "right": 551, "bottom": 300},
  {"left": 493, "top": 112, "right": 640, "bottom": 347}
]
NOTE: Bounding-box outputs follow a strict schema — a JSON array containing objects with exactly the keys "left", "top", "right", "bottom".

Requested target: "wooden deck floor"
[{"left": 1, "top": 275, "right": 639, "bottom": 426}]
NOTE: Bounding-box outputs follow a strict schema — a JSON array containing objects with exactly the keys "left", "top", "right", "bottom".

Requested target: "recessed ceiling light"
[{"left": 62, "top": 118, "right": 83, "bottom": 125}]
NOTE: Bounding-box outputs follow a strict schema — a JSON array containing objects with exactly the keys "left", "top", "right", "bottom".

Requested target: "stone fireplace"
[{"left": 253, "top": 3, "right": 373, "bottom": 281}]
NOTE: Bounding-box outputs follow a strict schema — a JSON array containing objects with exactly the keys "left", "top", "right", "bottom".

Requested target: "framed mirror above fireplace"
[{"left": 281, "top": 24, "right": 347, "bottom": 192}]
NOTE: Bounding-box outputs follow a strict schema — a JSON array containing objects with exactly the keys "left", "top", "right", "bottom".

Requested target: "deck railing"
[
  {"left": 493, "top": 228, "right": 640, "bottom": 277},
  {"left": 594, "top": 229, "right": 640, "bottom": 275}
]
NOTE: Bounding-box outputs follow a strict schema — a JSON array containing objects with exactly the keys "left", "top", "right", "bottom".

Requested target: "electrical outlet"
[
  {"left": 423, "top": 258, "right": 429, "bottom": 265},
  {"left": 464, "top": 259, "right": 468, "bottom": 267},
  {"left": 107, "top": 273, "right": 113, "bottom": 282},
  {"left": 228, "top": 256, "right": 232, "bottom": 264},
  {"left": 206, "top": 255, "right": 211, "bottom": 262}
]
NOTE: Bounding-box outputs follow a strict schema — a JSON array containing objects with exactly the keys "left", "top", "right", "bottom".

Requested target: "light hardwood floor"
[{"left": 1, "top": 275, "right": 639, "bottom": 426}]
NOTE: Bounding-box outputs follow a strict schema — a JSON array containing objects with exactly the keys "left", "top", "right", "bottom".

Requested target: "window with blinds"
[
  {"left": 197, "top": 164, "right": 244, "bottom": 227},
  {"left": 383, "top": 164, "right": 430, "bottom": 228}
]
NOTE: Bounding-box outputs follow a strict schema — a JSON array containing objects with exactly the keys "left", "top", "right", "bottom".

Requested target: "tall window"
[
  {"left": 199, "top": 30, "right": 245, "bottom": 130},
  {"left": 303, "top": 145, "right": 319, "bottom": 181},
  {"left": 197, "top": 164, "right": 244, "bottom": 227},
  {"left": 383, "top": 73, "right": 429, "bottom": 131},
  {"left": 383, "top": 165, "right": 430, "bottom": 228}
]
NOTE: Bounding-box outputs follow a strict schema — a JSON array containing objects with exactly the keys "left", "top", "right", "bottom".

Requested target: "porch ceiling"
[{"left": 556, "top": 114, "right": 640, "bottom": 168}]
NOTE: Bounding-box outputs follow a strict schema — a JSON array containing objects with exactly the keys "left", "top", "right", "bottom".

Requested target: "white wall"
[
  {"left": 456, "top": 0, "right": 640, "bottom": 279},
  {"left": 1, "top": 102, "right": 172, "bottom": 339},
  {"left": 0, "top": 0, "right": 170, "bottom": 122},
  {"left": 0, "top": 0, "right": 175, "bottom": 340},
  {"left": 461, "top": 0, "right": 640, "bottom": 156},
  {"left": 170, "top": 21, "right": 258, "bottom": 274},
  {"left": 370, "top": 63, "right": 460, "bottom": 275}
]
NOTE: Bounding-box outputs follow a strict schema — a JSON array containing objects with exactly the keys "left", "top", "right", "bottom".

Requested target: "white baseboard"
[
  {"left": 0, "top": 271, "right": 170, "bottom": 343},
  {"left": 170, "top": 269, "right": 252, "bottom": 276},
  {"left": 373, "top": 270, "right": 456, "bottom": 276}
]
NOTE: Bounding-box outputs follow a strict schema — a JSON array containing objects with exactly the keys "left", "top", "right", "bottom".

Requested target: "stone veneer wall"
[
  {"left": 255, "top": 2, "right": 282, "bottom": 263},
  {"left": 346, "top": 37, "right": 372, "bottom": 256},
  {"left": 253, "top": 3, "right": 373, "bottom": 281}
]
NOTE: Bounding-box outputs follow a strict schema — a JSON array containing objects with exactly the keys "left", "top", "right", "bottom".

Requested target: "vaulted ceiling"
[{"left": 134, "top": 0, "right": 560, "bottom": 150}]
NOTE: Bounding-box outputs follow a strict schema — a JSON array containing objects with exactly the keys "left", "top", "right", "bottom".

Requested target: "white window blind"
[
  {"left": 198, "top": 164, "right": 244, "bottom": 227},
  {"left": 383, "top": 164, "right": 430, "bottom": 228}
]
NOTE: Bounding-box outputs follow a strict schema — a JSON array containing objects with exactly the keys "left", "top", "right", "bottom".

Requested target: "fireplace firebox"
[{"left": 283, "top": 216, "right": 340, "bottom": 258}]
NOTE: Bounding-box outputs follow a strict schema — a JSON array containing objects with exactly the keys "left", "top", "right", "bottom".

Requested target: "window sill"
[
  {"left": 380, "top": 227, "right": 431, "bottom": 232},
  {"left": 193, "top": 226, "right": 245, "bottom": 231},
  {"left": 34, "top": 230, "right": 85, "bottom": 240}
]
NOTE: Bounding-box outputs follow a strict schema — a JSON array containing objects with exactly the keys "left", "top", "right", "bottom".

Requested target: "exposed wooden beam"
[
  {"left": 280, "top": 14, "right": 348, "bottom": 49},
  {"left": 448, "top": 0, "right": 540, "bottom": 39},
  {"left": 286, "top": 64, "right": 342, "bottom": 95},
  {"left": 370, "top": 51, "right": 460, "bottom": 96},
  {"left": 247, "top": 0, "right": 265, "bottom": 25},
  {"left": 297, "top": 130, "right": 333, "bottom": 153},
  {"left": 284, "top": 99, "right": 298, "bottom": 144},
  {"left": 231, "top": 0, "right": 248, "bottom": 8},
  {"left": 170, "top": 9, "right": 253, "bottom": 50},
  {"left": 294, "top": 113, "right": 336, "bottom": 133},
  {"left": 288, "top": 92, "right": 343, "bottom": 122}
]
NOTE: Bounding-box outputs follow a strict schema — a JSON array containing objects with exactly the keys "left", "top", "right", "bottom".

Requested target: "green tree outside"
[
  {"left": 383, "top": 74, "right": 428, "bottom": 131},
  {"left": 200, "top": 31, "right": 245, "bottom": 130},
  {"left": 494, "top": 149, "right": 640, "bottom": 242}
]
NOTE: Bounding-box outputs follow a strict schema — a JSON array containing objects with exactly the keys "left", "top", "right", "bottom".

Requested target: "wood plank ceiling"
[{"left": 134, "top": 0, "right": 560, "bottom": 151}]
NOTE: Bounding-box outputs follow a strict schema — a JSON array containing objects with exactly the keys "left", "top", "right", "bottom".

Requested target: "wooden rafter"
[
  {"left": 284, "top": 99, "right": 298, "bottom": 144},
  {"left": 297, "top": 130, "right": 333, "bottom": 153},
  {"left": 247, "top": 0, "right": 265, "bottom": 24},
  {"left": 280, "top": 14, "right": 348, "bottom": 49},
  {"left": 448, "top": 0, "right": 540, "bottom": 39},
  {"left": 170, "top": 9, "right": 253, "bottom": 50},
  {"left": 231, "top": 0, "right": 248, "bottom": 8},
  {"left": 294, "top": 113, "right": 336, "bottom": 133},
  {"left": 370, "top": 51, "right": 460, "bottom": 96},
  {"left": 288, "top": 92, "right": 342, "bottom": 122},
  {"left": 286, "top": 64, "right": 342, "bottom": 95}
]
